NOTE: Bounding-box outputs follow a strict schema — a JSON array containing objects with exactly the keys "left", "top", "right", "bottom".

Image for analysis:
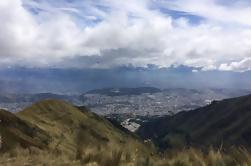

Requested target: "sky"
[{"left": 0, "top": 0, "right": 251, "bottom": 71}]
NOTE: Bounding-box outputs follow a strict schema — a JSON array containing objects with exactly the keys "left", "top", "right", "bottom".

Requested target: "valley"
[
  {"left": 2, "top": 93, "right": 251, "bottom": 165},
  {"left": 1, "top": 87, "right": 250, "bottom": 133},
  {"left": 1, "top": 87, "right": 250, "bottom": 116}
]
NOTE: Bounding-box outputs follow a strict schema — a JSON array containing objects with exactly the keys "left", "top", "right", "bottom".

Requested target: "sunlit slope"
[
  {"left": 17, "top": 99, "right": 152, "bottom": 158},
  {"left": 0, "top": 109, "right": 49, "bottom": 152}
]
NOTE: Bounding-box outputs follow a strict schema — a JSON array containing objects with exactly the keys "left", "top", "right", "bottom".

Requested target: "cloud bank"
[{"left": 0, "top": 0, "right": 251, "bottom": 71}]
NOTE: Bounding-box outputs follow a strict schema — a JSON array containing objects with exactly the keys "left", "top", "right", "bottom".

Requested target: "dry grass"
[
  {"left": 1, "top": 147, "right": 251, "bottom": 166},
  {"left": 0, "top": 147, "right": 149, "bottom": 166},
  {"left": 0, "top": 147, "right": 80, "bottom": 166},
  {"left": 158, "top": 147, "right": 251, "bottom": 166}
]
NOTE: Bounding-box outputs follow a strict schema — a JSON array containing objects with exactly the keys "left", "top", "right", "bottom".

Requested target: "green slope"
[
  {"left": 0, "top": 109, "right": 50, "bottom": 152},
  {"left": 137, "top": 94, "right": 251, "bottom": 151},
  {"left": 15, "top": 99, "right": 153, "bottom": 158}
]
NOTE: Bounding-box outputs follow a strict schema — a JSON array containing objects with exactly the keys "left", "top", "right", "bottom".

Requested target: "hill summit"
[{"left": 1, "top": 100, "right": 153, "bottom": 164}]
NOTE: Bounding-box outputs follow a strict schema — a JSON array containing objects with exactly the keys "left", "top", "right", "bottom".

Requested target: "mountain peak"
[
  {"left": 15, "top": 99, "right": 153, "bottom": 158},
  {"left": 19, "top": 99, "right": 81, "bottom": 116}
]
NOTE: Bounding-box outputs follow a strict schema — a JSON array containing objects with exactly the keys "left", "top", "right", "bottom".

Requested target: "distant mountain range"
[
  {"left": 1, "top": 66, "right": 251, "bottom": 93},
  {"left": 84, "top": 87, "right": 161, "bottom": 96},
  {"left": 137, "top": 94, "right": 251, "bottom": 151},
  {"left": 0, "top": 93, "right": 76, "bottom": 103},
  {"left": 1, "top": 87, "right": 251, "bottom": 115}
]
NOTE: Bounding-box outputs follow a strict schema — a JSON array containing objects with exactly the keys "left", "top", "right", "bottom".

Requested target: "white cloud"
[
  {"left": 0, "top": 0, "right": 251, "bottom": 71},
  {"left": 219, "top": 58, "right": 251, "bottom": 72},
  {"left": 161, "top": 0, "right": 251, "bottom": 26}
]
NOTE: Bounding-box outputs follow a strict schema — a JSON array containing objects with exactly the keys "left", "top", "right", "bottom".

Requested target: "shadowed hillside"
[{"left": 137, "top": 94, "right": 251, "bottom": 151}]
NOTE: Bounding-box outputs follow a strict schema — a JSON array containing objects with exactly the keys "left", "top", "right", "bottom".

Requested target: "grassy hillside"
[
  {"left": 2, "top": 95, "right": 251, "bottom": 165},
  {"left": 1, "top": 144, "right": 251, "bottom": 165},
  {"left": 0, "top": 109, "right": 50, "bottom": 152},
  {"left": 137, "top": 94, "right": 251, "bottom": 151},
  {"left": 1, "top": 99, "right": 156, "bottom": 165}
]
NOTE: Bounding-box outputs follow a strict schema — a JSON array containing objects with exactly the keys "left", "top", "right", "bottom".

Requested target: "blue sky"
[{"left": 0, "top": 0, "right": 251, "bottom": 71}]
